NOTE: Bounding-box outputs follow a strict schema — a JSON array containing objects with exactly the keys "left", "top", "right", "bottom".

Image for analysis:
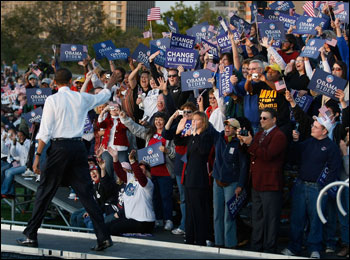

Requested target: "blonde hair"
[{"left": 192, "top": 111, "right": 209, "bottom": 133}]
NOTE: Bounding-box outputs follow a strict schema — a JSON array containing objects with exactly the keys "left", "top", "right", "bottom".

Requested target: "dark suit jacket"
[{"left": 248, "top": 126, "right": 287, "bottom": 191}]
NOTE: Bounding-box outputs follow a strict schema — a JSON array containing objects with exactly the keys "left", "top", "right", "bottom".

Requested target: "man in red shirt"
[{"left": 278, "top": 34, "right": 300, "bottom": 64}]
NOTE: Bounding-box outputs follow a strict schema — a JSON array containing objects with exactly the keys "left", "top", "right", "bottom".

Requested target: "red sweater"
[{"left": 96, "top": 114, "right": 129, "bottom": 149}]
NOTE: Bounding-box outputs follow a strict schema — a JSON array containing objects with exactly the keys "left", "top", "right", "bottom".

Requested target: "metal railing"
[
  {"left": 316, "top": 178, "right": 349, "bottom": 224},
  {"left": 1, "top": 220, "right": 94, "bottom": 232}
]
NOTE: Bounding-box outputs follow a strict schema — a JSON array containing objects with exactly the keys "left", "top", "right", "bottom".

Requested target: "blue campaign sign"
[
  {"left": 22, "top": 107, "right": 43, "bottom": 128},
  {"left": 251, "top": 4, "right": 258, "bottom": 23},
  {"left": 278, "top": 13, "right": 298, "bottom": 31},
  {"left": 219, "top": 65, "right": 234, "bottom": 97},
  {"left": 137, "top": 142, "right": 165, "bottom": 167},
  {"left": 83, "top": 115, "right": 93, "bottom": 134},
  {"left": 300, "top": 39, "right": 325, "bottom": 59},
  {"left": 307, "top": 69, "right": 347, "bottom": 100},
  {"left": 93, "top": 40, "right": 116, "bottom": 60},
  {"left": 150, "top": 38, "right": 171, "bottom": 52},
  {"left": 269, "top": 1, "right": 295, "bottom": 11},
  {"left": 290, "top": 90, "right": 313, "bottom": 121},
  {"left": 166, "top": 17, "right": 179, "bottom": 33},
  {"left": 334, "top": 2, "right": 349, "bottom": 23},
  {"left": 170, "top": 33, "right": 196, "bottom": 49},
  {"left": 226, "top": 189, "right": 248, "bottom": 220},
  {"left": 217, "top": 32, "right": 232, "bottom": 54},
  {"left": 264, "top": 9, "right": 289, "bottom": 21},
  {"left": 201, "top": 38, "right": 219, "bottom": 60},
  {"left": 104, "top": 48, "right": 130, "bottom": 61},
  {"left": 258, "top": 21, "right": 285, "bottom": 48},
  {"left": 150, "top": 44, "right": 166, "bottom": 67},
  {"left": 293, "top": 16, "right": 326, "bottom": 35},
  {"left": 26, "top": 88, "right": 52, "bottom": 106},
  {"left": 229, "top": 15, "right": 251, "bottom": 35},
  {"left": 181, "top": 69, "right": 213, "bottom": 92},
  {"left": 131, "top": 43, "right": 150, "bottom": 68},
  {"left": 60, "top": 44, "right": 87, "bottom": 61},
  {"left": 186, "top": 22, "right": 215, "bottom": 44},
  {"left": 165, "top": 48, "right": 198, "bottom": 69},
  {"left": 181, "top": 120, "right": 192, "bottom": 136}
]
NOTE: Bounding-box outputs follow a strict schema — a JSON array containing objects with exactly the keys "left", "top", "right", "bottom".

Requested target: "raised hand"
[
  {"left": 177, "top": 65, "right": 184, "bottom": 77},
  {"left": 107, "top": 146, "right": 118, "bottom": 162},
  {"left": 119, "top": 110, "right": 126, "bottom": 119},
  {"left": 149, "top": 51, "right": 160, "bottom": 62},
  {"left": 128, "top": 149, "right": 136, "bottom": 162},
  {"left": 230, "top": 75, "right": 238, "bottom": 85},
  {"left": 176, "top": 117, "right": 188, "bottom": 134}
]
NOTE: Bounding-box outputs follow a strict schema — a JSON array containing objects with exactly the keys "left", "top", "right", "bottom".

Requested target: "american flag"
[
  {"left": 143, "top": 31, "right": 151, "bottom": 38},
  {"left": 162, "top": 32, "right": 171, "bottom": 38},
  {"left": 206, "top": 62, "right": 218, "bottom": 72},
  {"left": 326, "top": 38, "right": 337, "bottom": 47},
  {"left": 334, "top": 3, "right": 345, "bottom": 14},
  {"left": 323, "top": 1, "right": 337, "bottom": 7},
  {"left": 303, "top": 1, "right": 316, "bottom": 17},
  {"left": 275, "top": 80, "right": 286, "bottom": 91},
  {"left": 147, "top": 7, "right": 161, "bottom": 21},
  {"left": 82, "top": 45, "right": 88, "bottom": 53}
]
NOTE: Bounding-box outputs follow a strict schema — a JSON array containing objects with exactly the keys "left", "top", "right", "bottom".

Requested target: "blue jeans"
[
  {"left": 175, "top": 175, "right": 186, "bottom": 231},
  {"left": 323, "top": 196, "right": 338, "bottom": 249},
  {"left": 152, "top": 175, "right": 173, "bottom": 221},
  {"left": 288, "top": 180, "right": 326, "bottom": 254},
  {"left": 101, "top": 150, "right": 128, "bottom": 181},
  {"left": 1, "top": 166, "right": 26, "bottom": 195},
  {"left": 70, "top": 208, "right": 87, "bottom": 228},
  {"left": 338, "top": 188, "right": 349, "bottom": 244},
  {"left": 213, "top": 180, "right": 238, "bottom": 247},
  {"left": 1, "top": 161, "right": 11, "bottom": 183}
]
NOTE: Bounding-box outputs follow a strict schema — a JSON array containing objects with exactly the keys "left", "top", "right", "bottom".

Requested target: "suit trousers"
[
  {"left": 251, "top": 188, "right": 282, "bottom": 253},
  {"left": 23, "top": 140, "right": 110, "bottom": 243}
]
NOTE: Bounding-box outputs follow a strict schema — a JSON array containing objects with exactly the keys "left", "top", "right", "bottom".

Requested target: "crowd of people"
[{"left": 1, "top": 5, "right": 349, "bottom": 258}]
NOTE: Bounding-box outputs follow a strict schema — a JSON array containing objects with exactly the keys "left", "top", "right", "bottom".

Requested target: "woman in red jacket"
[{"left": 96, "top": 102, "right": 129, "bottom": 181}]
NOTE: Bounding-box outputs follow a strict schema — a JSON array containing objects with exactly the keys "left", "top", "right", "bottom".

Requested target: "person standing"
[
  {"left": 16, "top": 68, "right": 118, "bottom": 251},
  {"left": 239, "top": 108, "right": 288, "bottom": 253}
]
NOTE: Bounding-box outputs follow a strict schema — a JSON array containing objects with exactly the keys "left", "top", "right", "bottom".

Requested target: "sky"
[{"left": 156, "top": 1, "right": 200, "bottom": 13}]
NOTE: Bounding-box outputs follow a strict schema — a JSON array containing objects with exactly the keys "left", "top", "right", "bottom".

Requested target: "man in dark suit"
[
  {"left": 238, "top": 107, "right": 287, "bottom": 253},
  {"left": 16, "top": 68, "right": 120, "bottom": 251}
]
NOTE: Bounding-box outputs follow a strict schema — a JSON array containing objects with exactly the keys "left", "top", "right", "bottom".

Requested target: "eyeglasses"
[
  {"left": 295, "top": 60, "right": 303, "bottom": 63},
  {"left": 183, "top": 110, "right": 192, "bottom": 114},
  {"left": 260, "top": 116, "right": 271, "bottom": 121},
  {"left": 332, "top": 67, "right": 342, "bottom": 71},
  {"left": 168, "top": 74, "right": 178, "bottom": 78}
]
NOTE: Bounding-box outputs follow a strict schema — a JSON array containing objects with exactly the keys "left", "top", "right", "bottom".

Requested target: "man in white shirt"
[{"left": 17, "top": 68, "right": 118, "bottom": 251}]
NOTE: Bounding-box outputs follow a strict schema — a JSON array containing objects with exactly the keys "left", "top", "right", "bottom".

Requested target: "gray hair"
[{"left": 250, "top": 59, "right": 265, "bottom": 70}]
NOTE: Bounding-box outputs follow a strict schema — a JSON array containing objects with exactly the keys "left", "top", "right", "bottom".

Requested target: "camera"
[
  {"left": 208, "top": 54, "right": 214, "bottom": 60},
  {"left": 239, "top": 129, "right": 249, "bottom": 136},
  {"left": 252, "top": 73, "right": 259, "bottom": 79},
  {"left": 178, "top": 110, "right": 184, "bottom": 116},
  {"left": 141, "top": 115, "right": 149, "bottom": 122},
  {"left": 109, "top": 106, "right": 116, "bottom": 111},
  {"left": 105, "top": 73, "right": 111, "bottom": 79}
]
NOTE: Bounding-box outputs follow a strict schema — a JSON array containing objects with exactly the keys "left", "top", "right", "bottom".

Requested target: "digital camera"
[
  {"left": 252, "top": 73, "right": 259, "bottom": 79},
  {"left": 239, "top": 129, "right": 249, "bottom": 136}
]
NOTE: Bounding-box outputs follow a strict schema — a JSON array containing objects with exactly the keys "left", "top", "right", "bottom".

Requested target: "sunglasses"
[
  {"left": 332, "top": 67, "right": 342, "bottom": 71},
  {"left": 260, "top": 116, "right": 270, "bottom": 121},
  {"left": 183, "top": 110, "right": 192, "bottom": 114},
  {"left": 168, "top": 74, "right": 178, "bottom": 78}
]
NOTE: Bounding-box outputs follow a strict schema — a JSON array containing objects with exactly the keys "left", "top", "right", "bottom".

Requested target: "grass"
[{"left": 1, "top": 185, "right": 68, "bottom": 226}]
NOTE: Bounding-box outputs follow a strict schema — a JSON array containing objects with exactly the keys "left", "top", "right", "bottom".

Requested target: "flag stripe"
[
  {"left": 147, "top": 7, "right": 161, "bottom": 21},
  {"left": 303, "top": 1, "right": 316, "bottom": 17}
]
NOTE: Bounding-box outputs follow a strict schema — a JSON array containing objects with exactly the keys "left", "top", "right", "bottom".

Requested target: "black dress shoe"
[
  {"left": 91, "top": 238, "right": 113, "bottom": 251},
  {"left": 16, "top": 237, "right": 38, "bottom": 247}
]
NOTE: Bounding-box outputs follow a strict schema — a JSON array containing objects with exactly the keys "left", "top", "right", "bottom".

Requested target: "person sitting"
[{"left": 107, "top": 148, "right": 155, "bottom": 235}]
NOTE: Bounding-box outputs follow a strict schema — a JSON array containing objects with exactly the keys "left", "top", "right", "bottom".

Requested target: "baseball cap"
[
  {"left": 224, "top": 118, "right": 240, "bottom": 129},
  {"left": 41, "top": 78, "right": 52, "bottom": 85},
  {"left": 75, "top": 76, "right": 85, "bottom": 83},
  {"left": 28, "top": 74, "right": 38, "bottom": 80},
  {"left": 265, "top": 63, "right": 282, "bottom": 75},
  {"left": 312, "top": 115, "right": 333, "bottom": 132}
]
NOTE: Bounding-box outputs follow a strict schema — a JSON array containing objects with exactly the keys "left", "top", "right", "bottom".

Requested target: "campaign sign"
[
  {"left": 269, "top": 1, "right": 294, "bottom": 11},
  {"left": 104, "top": 48, "right": 130, "bottom": 61},
  {"left": 219, "top": 65, "right": 234, "bottom": 97},
  {"left": 150, "top": 44, "right": 166, "bottom": 67},
  {"left": 166, "top": 17, "right": 179, "bottom": 33},
  {"left": 300, "top": 39, "right": 325, "bottom": 59},
  {"left": 170, "top": 33, "right": 196, "bottom": 50},
  {"left": 26, "top": 88, "right": 52, "bottom": 106},
  {"left": 186, "top": 22, "right": 215, "bottom": 44},
  {"left": 307, "top": 69, "right": 347, "bottom": 100},
  {"left": 334, "top": 2, "right": 349, "bottom": 22},
  {"left": 217, "top": 32, "right": 233, "bottom": 53},
  {"left": 181, "top": 69, "right": 213, "bottom": 92},
  {"left": 131, "top": 43, "right": 150, "bottom": 68},
  {"left": 264, "top": 9, "right": 289, "bottom": 21},
  {"left": 201, "top": 38, "right": 219, "bottom": 60},
  {"left": 229, "top": 15, "right": 251, "bottom": 35},
  {"left": 83, "top": 115, "right": 93, "bottom": 134},
  {"left": 93, "top": 40, "right": 116, "bottom": 60},
  {"left": 278, "top": 13, "right": 298, "bottom": 31},
  {"left": 251, "top": 4, "right": 258, "bottom": 23},
  {"left": 150, "top": 38, "right": 171, "bottom": 52},
  {"left": 226, "top": 189, "right": 248, "bottom": 220},
  {"left": 181, "top": 120, "right": 192, "bottom": 136},
  {"left": 22, "top": 107, "right": 43, "bottom": 128},
  {"left": 258, "top": 21, "right": 285, "bottom": 48},
  {"left": 165, "top": 48, "right": 198, "bottom": 69},
  {"left": 293, "top": 16, "right": 326, "bottom": 35},
  {"left": 60, "top": 44, "right": 87, "bottom": 61},
  {"left": 137, "top": 142, "right": 165, "bottom": 167},
  {"left": 290, "top": 90, "right": 313, "bottom": 121}
]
